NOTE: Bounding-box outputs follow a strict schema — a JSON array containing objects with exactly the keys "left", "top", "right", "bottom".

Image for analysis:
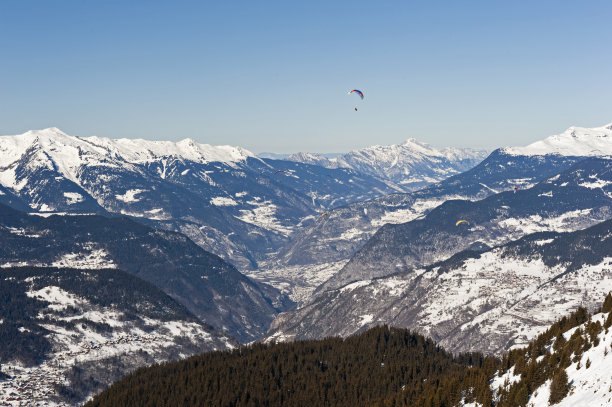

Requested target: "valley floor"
[{"left": 246, "top": 260, "right": 348, "bottom": 305}]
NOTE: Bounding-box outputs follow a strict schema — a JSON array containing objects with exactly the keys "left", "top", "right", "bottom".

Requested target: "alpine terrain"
[
  {"left": 253, "top": 124, "right": 611, "bottom": 302},
  {"left": 287, "top": 138, "right": 489, "bottom": 190},
  {"left": 0, "top": 203, "right": 291, "bottom": 342},
  {"left": 265, "top": 124, "right": 612, "bottom": 354},
  {"left": 0, "top": 128, "right": 405, "bottom": 270},
  {"left": 0, "top": 266, "right": 236, "bottom": 406}
]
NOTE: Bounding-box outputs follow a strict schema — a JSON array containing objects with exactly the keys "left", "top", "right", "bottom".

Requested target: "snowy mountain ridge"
[
  {"left": 504, "top": 123, "right": 612, "bottom": 157},
  {"left": 0, "top": 127, "right": 255, "bottom": 166},
  {"left": 0, "top": 127, "right": 402, "bottom": 269},
  {"left": 287, "top": 137, "right": 489, "bottom": 189},
  {"left": 0, "top": 127, "right": 253, "bottom": 171}
]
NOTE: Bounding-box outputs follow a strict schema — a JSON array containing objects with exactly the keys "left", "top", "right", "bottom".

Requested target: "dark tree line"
[
  {"left": 88, "top": 293, "right": 612, "bottom": 407},
  {"left": 86, "top": 326, "right": 488, "bottom": 407}
]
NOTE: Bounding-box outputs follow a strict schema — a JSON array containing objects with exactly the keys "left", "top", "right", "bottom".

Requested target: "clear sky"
[{"left": 1, "top": 0, "right": 611, "bottom": 153}]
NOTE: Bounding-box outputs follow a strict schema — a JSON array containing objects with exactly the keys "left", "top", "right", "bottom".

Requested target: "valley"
[{"left": 2, "top": 122, "right": 612, "bottom": 406}]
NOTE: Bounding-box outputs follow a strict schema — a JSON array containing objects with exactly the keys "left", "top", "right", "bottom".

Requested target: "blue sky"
[{"left": 1, "top": 1, "right": 611, "bottom": 153}]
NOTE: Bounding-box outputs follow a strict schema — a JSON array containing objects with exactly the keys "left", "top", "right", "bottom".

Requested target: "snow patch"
[
  {"left": 115, "top": 189, "right": 145, "bottom": 203},
  {"left": 64, "top": 191, "right": 85, "bottom": 204},
  {"left": 210, "top": 196, "right": 238, "bottom": 206}
]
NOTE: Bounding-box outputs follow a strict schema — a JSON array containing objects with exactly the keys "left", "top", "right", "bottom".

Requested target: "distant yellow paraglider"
[{"left": 456, "top": 220, "right": 469, "bottom": 226}]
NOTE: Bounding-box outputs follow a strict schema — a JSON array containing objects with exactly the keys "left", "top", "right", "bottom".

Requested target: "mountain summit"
[
  {"left": 504, "top": 123, "right": 612, "bottom": 156},
  {"left": 288, "top": 137, "right": 489, "bottom": 189}
]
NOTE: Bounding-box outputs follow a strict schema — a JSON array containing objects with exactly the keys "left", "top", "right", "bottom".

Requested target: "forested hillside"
[
  {"left": 87, "top": 294, "right": 612, "bottom": 407},
  {"left": 86, "top": 326, "right": 490, "bottom": 407}
]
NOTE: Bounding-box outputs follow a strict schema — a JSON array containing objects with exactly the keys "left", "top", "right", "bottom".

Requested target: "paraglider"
[
  {"left": 514, "top": 186, "right": 519, "bottom": 193},
  {"left": 320, "top": 212, "right": 328, "bottom": 218},
  {"left": 348, "top": 89, "right": 364, "bottom": 111},
  {"left": 348, "top": 89, "right": 364, "bottom": 99},
  {"left": 456, "top": 220, "right": 469, "bottom": 226}
]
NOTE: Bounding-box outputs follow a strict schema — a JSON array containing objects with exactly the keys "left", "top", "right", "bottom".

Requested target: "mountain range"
[
  {"left": 249, "top": 124, "right": 612, "bottom": 303},
  {"left": 2, "top": 122, "right": 612, "bottom": 406},
  {"left": 0, "top": 128, "right": 406, "bottom": 270},
  {"left": 287, "top": 138, "right": 489, "bottom": 190},
  {"left": 264, "top": 124, "right": 612, "bottom": 354}
]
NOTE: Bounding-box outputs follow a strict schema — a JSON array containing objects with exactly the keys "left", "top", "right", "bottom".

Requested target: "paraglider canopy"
[
  {"left": 348, "top": 89, "right": 364, "bottom": 99},
  {"left": 456, "top": 220, "right": 469, "bottom": 226},
  {"left": 320, "top": 212, "right": 328, "bottom": 217}
]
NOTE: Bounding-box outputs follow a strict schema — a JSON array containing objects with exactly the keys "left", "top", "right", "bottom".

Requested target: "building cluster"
[{"left": 0, "top": 333, "right": 162, "bottom": 406}]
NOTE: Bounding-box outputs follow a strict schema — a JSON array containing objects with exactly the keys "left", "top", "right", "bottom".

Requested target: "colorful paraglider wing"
[
  {"left": 348, "top": 89, "right": 364, "bottom": 99},
  {"left": 455, "top": 220, "right": 469, "bottom": 226},
  {"left": 320, "top": 212, "right": 328, "bottom": 217}
]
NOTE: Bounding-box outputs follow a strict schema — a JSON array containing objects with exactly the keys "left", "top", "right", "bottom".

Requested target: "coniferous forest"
[
  {"left": 86, "top": 326, "right": 490, "bottom": 407},
  {"left": 87, "top": 293, "right": 612, "bottom": 407}
]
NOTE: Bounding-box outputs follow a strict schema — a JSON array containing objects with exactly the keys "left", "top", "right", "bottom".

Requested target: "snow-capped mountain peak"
[
  {"left": 0, "top": 128, "right": 255, "bottom": 168},
  {"left": 504, "top": 123, "right": 612, "bottom": 157},
  {"left": 287, "top": 137, "right": 489, "bottom": 189}
]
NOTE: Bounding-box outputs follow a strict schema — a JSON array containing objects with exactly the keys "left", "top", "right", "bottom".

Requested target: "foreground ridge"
[{"left": 86, "top": 293, "right": 612, "bottom": 407}]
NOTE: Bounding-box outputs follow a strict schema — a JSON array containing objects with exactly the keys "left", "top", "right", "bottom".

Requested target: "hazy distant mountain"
[
  {"left": 287, "top": 138, "right": 490, "bottom": 189},
  {"left": 256, "top": 152, "right": 291, "bottom": 160}
]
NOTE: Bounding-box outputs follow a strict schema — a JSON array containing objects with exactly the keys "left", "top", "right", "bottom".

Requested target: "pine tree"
[
  {"left": 602, "top": 292, "right": 612, "bottom": 313},
  {"left": 605, "top": 312, "right": 612, "bottom": 329},
  {"left": 514, "top": 383, "right": 529, "bottom": 406},
  {"left": 548, "top": 368, "right": 570, "bottom": 405}
]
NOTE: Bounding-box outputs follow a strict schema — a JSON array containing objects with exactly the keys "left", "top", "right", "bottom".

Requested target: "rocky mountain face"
[
  {"left": 0, "top": 128, "right": 404, "bottom": 270},
  {"left": 287, "top": 138, "right": 489, "bottom": 190},
  {"left": 0, "top": 203, "right": 292, "bottom": 342},
  {"left": 266, "top": 217, "right": 612, "bottom": 356},
  {"left": 0, "top": 266, "right": 236, "bottom": 406}
]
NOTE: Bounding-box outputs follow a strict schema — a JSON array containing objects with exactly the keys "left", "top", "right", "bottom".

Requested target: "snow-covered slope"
[
  {"left": 316, "top": 157, "right": 612, "bottom": 293},
  {"left": 487, "top": 299, "right": 612, "bottom": 407},
  {"left": 288, "top": 138, "right": 489, "bottom": 189},
  {"left": 0, "top": 127, "right": 252, "bottom": 170},
  {"left": 504, "top": 123, "right": 612, "bottom": 156},
  {"left": 0, "top": 266, "right": 235, "bottom": 406},
  {"left": 520, "top": 313, "right": 612, "bottom": 406},
  {"left": 266, "top": 219, "right": 612, "bottom": 356},
  {"left": 0, "top": 128, "right": 402, "bottom": 269},
  {"left": 0, "top": 203, "right": 293, "bottom": 343}
]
